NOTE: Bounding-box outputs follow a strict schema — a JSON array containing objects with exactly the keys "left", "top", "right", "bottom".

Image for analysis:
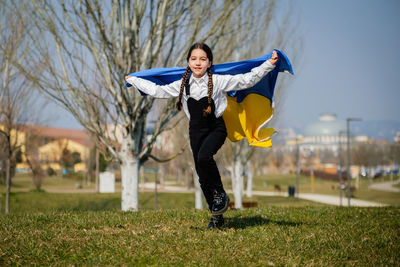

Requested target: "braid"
[
  {"left": 176, "top": 66, "right": 191, "bottom": 111},
  {"left": 203, "top": 67, "right": 213, "bottom": 116}
]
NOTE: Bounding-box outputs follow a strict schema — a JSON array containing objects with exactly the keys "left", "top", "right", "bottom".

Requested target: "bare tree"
[
  {"left": 352, "top": 143, "right": 373, "bottom": 172},
  {"left": 389, "top": 142, "right": 400, "bottom": 180},
  {"left": 25, "top": 151, "right": 45, "bottom": 191},
  {"left": 13, "top": 0, "right": 294, "bottom": 211},
  {"left": 0, "top": 1, "right": 35, "bottom": 213}
]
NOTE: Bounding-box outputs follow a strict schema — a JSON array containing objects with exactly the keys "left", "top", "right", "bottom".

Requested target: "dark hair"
[
  {"left": 186, "top": 42, "right": 213, "bottom": 62},
  {"left": 176, "top": 43, "right": 213, "bottom": 116}
]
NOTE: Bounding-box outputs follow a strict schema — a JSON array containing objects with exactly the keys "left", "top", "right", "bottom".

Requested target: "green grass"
[
  {"left": 1, "top": 175, "right": 399, "bottom": 265},
  {"left": 0, "top": 206, "right": 398, "bottom": 266},
  {"left": 1, "top": 191, "right": 323, "bottom": 214},
  {"left": 3, "top": 173, "right": 98, "bottom": 192}
]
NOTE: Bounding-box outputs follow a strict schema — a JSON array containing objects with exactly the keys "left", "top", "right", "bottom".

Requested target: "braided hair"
[
  {"left": 176, "top": 43, "right": 214, "bottom": 116},
  {"left": 203, "top": 67, "right": 213, "bottom": 116},
  {"left": 176, "top": 66, "right": 191, "bottom": 111}
]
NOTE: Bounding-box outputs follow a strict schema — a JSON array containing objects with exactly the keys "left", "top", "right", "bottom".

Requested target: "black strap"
[{"left": 185, "top": 79, "right": 190, "bottom": 96}]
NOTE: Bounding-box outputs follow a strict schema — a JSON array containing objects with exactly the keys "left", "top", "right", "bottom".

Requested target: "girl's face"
[{"left": 188, "top": 48, "right": 211, "bottom": 78}]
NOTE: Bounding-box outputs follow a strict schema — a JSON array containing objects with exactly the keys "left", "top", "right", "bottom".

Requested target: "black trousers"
[{"left": 189, "top": 116, "right": 227, "bottom": 210}]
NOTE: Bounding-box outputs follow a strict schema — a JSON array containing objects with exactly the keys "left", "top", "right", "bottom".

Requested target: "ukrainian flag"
[{"left": 126, "top": 49, "right": 293, "bottom": 148}]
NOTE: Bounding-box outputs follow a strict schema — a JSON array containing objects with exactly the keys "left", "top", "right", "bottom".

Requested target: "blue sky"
[
  {"left": 47, "top": 0, "right": 400, "bottom": 131},
  {"left": 278, "top": 0, "right": 400, "bottom": 129}
]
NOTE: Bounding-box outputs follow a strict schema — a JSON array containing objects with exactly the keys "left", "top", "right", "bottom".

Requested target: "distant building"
[
  {"left": 395, "top": 131, "right": 400, "bottom": 143},
  {"left": 27, "top": 125, "right": 93, "bottom": 172},
  {"left": 1, "top": 124, "right": 93, "bottom": 173},
  {"left": 301, "top": 113, "right": 347, "bottom": 153},
  {"left": 284, "top": 113, "right": 371, "bottom": 177}
]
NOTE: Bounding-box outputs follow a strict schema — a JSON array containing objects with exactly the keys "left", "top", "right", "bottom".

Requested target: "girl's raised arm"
[
  {"left": 125, "top": 76, "right": 181, "bottom": 99},
  {"left": 215, "top": 51, "right": 278, "bottom": 93}
]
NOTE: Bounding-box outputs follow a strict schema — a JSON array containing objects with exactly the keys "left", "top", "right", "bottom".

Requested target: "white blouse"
[{"left": 126, "top": 60, "right": 275, "bottom": 119}]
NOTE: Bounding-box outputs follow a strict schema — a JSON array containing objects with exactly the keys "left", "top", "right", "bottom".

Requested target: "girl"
[{"left": 125, "top": 43, "right": 278, "bottom": 229}]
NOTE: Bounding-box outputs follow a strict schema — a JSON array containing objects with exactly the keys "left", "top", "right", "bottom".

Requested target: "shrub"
[{"left": 46, "top": 167, "right": 56, "bottom": 176}]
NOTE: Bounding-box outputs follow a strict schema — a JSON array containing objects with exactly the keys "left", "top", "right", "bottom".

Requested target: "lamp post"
[
  {"left": 346, "top": 117, "right": 362, "bottom": 207},
  {"left": 295, "top": 138, "right": 300, "bottom": 199},
  {"left": 338, "top": 130, "right": 346, "bottom": 206}
]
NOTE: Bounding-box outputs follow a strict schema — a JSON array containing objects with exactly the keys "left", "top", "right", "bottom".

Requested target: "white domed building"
[
  {"left": 301, "top": 113, "right": 347, "bottom": 154},
  {"left": 285, "top": 113, "right": 371, "bottom": 177}
]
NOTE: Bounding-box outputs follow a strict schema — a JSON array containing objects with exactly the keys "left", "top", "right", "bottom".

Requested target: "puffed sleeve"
[
  {"left": 214, "top": 60, "right": 275, "bottom": 92},
  {"left": 126, "top": 76, "right": 181, "bottom": 98}
]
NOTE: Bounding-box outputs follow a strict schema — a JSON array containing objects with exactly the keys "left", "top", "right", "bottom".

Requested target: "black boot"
[
  {"left": 211, "top": 190, "right": 230, "bottom": 215},
  {"left": 207, "top": 215, "right": 224, "bottom": 229}
]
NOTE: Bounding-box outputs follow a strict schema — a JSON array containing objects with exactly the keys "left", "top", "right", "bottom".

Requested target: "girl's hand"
[
  {"left": 268, "top": 50, "right": 278, "bottom": 65},
  {"left": 125, "top": 75, "right": 130, "bottom": 81}
]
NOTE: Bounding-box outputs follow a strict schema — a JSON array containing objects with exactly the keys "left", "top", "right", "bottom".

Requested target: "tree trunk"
[
  {"left": 193, "top": 170, "right": 203, "bottom": 210},
  {"left": 5, "top": 158, "right": 10, "bottom": 214},
  {"left": 246, "top": 162, "right": 253, "bottom": 198},
  {"left": 120, "top": 156, "right": 140, "bottom": 211},
  {"left": 95, "top": 148, "right": 99, "bottom": 192},
  {"left": 368, "top": 166, "right": 373, "bottom": 186},
  {"left": 230, "top": 159, "right": 244, "bottom": 209}
]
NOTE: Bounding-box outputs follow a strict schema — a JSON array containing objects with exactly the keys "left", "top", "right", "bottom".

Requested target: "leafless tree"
[
  {"left": 24, "top": 135, "right": 45, "bottom": 191},
  {"left": 13, "top": 0, "right": 298, "bottom": 211},
  {"left": 352, "top": 143, "right": 374, "bottom": 171},
  {"left": 0, "top": 1, "right": 36, "bottom": 213},
  {"left": 388, "top": 142, "right": 400, "bottom": 180}
]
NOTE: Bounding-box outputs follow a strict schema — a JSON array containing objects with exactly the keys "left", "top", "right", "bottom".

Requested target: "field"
[
  {"left": 5, "top": 172, "right": 400, "bottom": 206},
  {"left": 0, "top": 199, "right": 399, "bottom": 266},
  {"left": 0, "top": 174, "right": 399, "bottom": 265}
]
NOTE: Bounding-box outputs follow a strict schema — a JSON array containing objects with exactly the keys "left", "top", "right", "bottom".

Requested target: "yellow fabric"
[{"left": 222, "top": 94, "right": 276, "bottom": 148}]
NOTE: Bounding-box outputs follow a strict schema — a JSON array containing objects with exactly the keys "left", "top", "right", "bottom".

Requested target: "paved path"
[
  {"left": 369, "top": 180, "right": 400, "bottom": 192},
  {"left": 250, "top": 190, "right": 387, "bottom": 207}
]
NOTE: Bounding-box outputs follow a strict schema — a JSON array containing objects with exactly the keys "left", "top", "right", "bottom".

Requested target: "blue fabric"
[{"left": 126, "top": 49, "right": 293, "bottom": 104}]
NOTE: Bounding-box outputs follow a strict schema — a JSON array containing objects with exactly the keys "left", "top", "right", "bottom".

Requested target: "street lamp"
[
  {"left": 338, "top": 130, "right": 346, "bottom": 206},
  {"left": 295, "top": 138, "right": 300, "bottom": 199},
  {"left": 346, "top": 117, "right": 362, "bottom": 207}
]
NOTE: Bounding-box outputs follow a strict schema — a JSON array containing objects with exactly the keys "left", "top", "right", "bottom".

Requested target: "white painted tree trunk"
[
  {"left": 119, "top": 137, "right": 140, "bottom": 211},
  {"left": 193, "top": 170, "right": 203, "bottom": 210},
  {"left": 120, "top": 158, "right": 140, "bottom": 211},
  {"left": 246, "top": 162, "right": 253, "bottom": 198},
  {"left": 230, "top": 160, "right": 244, "bottom": 209}
]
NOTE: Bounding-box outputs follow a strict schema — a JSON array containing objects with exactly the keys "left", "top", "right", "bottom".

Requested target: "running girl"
[{"left": 126, "top": 43, "right": 278, "bottom": 229}]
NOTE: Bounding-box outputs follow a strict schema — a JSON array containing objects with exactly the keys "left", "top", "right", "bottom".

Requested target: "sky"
[
  {"left": 277, "top": 0, "right": 400, "bottom": 129},
  {"left": 47, "top": 0, "right": 400, "bottom": 131}
]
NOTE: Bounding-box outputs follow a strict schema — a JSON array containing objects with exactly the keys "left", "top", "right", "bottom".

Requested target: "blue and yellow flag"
[{"left": 126, "top": 49, "right": 293, "bottom": 147}]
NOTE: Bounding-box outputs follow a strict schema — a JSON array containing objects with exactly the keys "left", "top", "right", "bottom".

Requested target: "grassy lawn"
[
  {"left": 0, "top": 175, "right": 398, "bottom": 265},
  {"left": 1, "top": 191, "right": 324, "bottom": 214},
  {"left": 0, "top": 205, "right": 398, "bottom": 266},
  {"left": 3, "top": 173, "right": 110, "bottom": 192}
]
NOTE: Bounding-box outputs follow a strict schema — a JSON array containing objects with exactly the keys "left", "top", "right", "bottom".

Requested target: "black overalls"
[{"left": 186, "top": 84, "right": 227, "bottom": 210}]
